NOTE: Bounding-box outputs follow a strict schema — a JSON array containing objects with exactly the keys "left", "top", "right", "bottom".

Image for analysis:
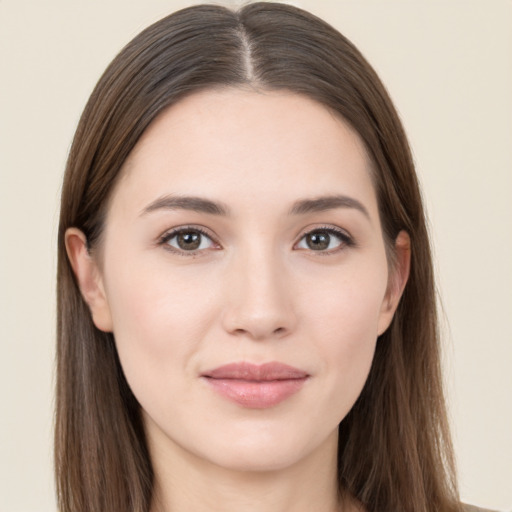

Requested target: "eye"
[
  {"left": 295, "top": 227, "right": 353, "bottom": 253},
  {"left": 159, "top": 227, "right": 219, "bottom": 254}
]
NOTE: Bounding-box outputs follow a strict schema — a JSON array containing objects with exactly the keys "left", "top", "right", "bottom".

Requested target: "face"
[{"left": 68, "top": 89, "right": 407, "bottom": 475}]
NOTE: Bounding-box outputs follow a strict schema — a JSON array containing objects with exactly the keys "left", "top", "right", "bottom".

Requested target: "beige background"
[{"left": 1, "top": 1, "right": 510, "bottom": 511}]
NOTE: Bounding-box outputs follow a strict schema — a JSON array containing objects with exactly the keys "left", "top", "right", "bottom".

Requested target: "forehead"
[{"left": 112, "top": 88, "right": 378, "bottom": 220}]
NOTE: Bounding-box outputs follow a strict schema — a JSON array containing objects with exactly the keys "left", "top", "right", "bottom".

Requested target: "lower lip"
[{"left": 203, "top": 377, "right": 308, "bottom": 408}]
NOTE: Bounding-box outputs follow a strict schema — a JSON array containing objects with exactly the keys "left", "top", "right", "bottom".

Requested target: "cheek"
[
  {"left": 102, "top": 257, "right": 221, "bottom": 404},
  {"left": 305, "top": 257, "right": 388, "bottom": 341},
  {"left": 316, "top": 299, "right": 378, "bottom": 391},
  {"left": 302, "top": 262, "right": 388, "bottom": 409}
]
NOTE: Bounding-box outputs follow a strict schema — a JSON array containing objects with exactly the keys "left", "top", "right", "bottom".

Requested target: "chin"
[
  {"left": 194, "top": 422, "right": 337, "bottom": 475},
  {"left": 204, "top": 442, "right": 309, "bottom": 474}
]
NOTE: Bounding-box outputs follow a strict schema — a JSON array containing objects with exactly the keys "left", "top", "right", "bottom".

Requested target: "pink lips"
[{"left": 201, "top": 362, "right": 309, "bottom": 409}]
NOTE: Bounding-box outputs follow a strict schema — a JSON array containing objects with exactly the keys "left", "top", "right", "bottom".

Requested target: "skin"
[{"left": 66, "top": 89, "right": 410, "bottom": 512}]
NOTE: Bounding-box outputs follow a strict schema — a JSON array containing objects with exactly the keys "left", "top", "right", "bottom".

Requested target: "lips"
[{"left": 201, "top": 362, "right": 309, "bottom": 409}]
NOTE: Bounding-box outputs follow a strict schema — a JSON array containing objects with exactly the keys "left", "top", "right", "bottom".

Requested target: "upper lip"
[{"left": 202, "top": 362, "right": 309, "bottom": 381}]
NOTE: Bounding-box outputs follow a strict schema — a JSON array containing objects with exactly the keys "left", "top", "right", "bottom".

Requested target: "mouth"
[{"left": 201, "top": 362, "right": 309, "bottom": 409}]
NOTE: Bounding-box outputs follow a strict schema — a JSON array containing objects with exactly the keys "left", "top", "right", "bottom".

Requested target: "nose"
[{"left": 221, "top": 247, "right": 297, "bottom": 341}]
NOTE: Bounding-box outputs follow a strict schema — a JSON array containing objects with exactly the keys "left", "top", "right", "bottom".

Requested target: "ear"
[
  {"left": 377, "top": 230, "right": 411, "bottom": 336},
  {"left": 65, "top": 227, "right": 113, "bottom": 332}
]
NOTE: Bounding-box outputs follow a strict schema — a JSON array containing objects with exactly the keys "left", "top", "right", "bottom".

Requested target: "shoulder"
[{"left": 462, "top": 504, "right": 500, "bottom": 512}]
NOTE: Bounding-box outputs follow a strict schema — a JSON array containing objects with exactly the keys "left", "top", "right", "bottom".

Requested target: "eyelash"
[
  {"left": 296, "top": 225, "right": 356, "bottom": 255},
  {"left": 158, "top": 225, "right": 219, "bottom": 257},
  {"left": 157, "top": 225, "right": 355, "bottom": 257}
]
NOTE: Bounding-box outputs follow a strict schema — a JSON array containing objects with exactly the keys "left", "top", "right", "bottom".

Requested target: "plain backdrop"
[{"left": 0, "top": 1, "right": 511, "bottom": 511}]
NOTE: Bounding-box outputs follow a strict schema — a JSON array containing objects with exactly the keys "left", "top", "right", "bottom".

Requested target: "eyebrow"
[
  {"left": 140, "top": 195, "right": 230, "bottom": 216},
  {"left": 140, "top": 193, "right": 369, "bottom": 219},
  {"left": 288, "top": 195, "right": 370, "bottom": 219}
]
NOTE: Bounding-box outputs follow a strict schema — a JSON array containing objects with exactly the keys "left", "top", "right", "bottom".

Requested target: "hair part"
[{"left": 56, "top": 3, "right": 460, "bottom": 511}]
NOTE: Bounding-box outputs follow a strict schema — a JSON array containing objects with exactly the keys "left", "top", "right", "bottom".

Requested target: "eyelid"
[
  {"left": 294, "top": 224, "right": 355, "bottom": 254},
  {"left": 156, "top": 223, "right": 355, "bottom": 257},
  {"left": 158, "top": 225, "right": 221, "bottom": 256}
]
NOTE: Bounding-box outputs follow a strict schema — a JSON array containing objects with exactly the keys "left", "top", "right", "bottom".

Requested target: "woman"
[{"left": 56, "top": 3, "right": 483, "bottom": 511}]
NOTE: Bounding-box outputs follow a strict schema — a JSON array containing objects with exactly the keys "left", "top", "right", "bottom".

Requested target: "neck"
[{"left": 148, "top": 429, "right": 347, "bottom": 512}]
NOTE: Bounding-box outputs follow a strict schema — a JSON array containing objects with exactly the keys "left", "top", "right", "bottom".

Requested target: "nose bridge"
[{"left": 222, "top": 241, "right": 296, "bottom": 340}]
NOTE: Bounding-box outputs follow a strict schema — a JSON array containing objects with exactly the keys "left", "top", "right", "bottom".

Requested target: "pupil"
[
  {"left": 178, "top": 231, "right": 201, "bottom": 250},
  {"left": 307, "top": 231, "right": 330, "bottom": 250}
]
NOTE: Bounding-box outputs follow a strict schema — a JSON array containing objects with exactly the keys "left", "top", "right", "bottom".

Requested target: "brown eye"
[
  {"left": 296, "top": 228, "right": 352, "bottom": 252},
  {"left": 161, "top": 228, "right": 217, "bottom": 253},
  {"left": 305, "top": 231, "right": 331, "bottom": 250},
  {"left": 177, "top": 231, "right": 202, "bottom": 250}
]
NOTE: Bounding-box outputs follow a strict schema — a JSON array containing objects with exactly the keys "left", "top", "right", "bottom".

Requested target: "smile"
[{"left": 201, "top": 362, "right": 309, "bottom": 409}]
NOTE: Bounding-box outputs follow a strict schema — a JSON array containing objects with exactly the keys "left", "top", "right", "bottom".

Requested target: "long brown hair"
[{"left": 56, "top": 3, "right": 460, "bottom": 511}]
